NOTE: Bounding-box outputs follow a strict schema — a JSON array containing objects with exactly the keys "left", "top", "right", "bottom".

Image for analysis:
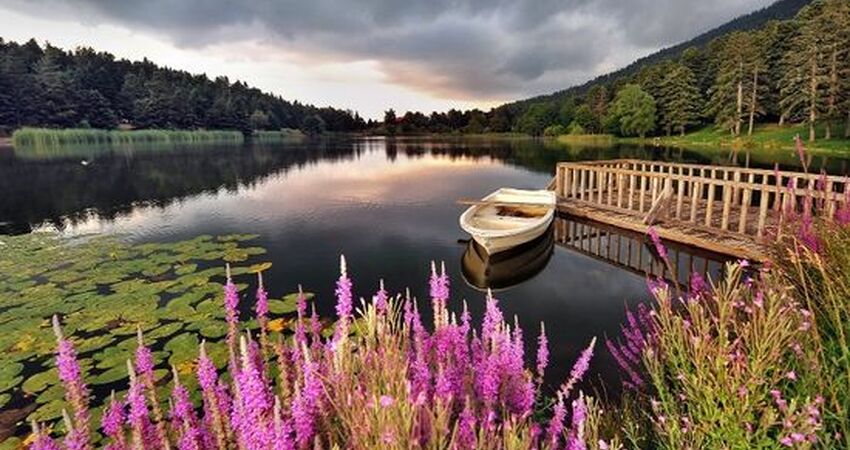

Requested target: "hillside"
[{"left": 503, "top": 0, "right": 812, "bottom": 113}]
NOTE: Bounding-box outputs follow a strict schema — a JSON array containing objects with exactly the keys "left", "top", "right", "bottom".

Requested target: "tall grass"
[
  {"left": 775, "top": 219, "right": 850, "bottom": 448},
  {"left": 251, "top": 129, "right": 305, "bottom": 142},
  {"left": 32, "top": 260, "right": 612, "bottom": 449},
  {"left": 12, "top": 127, "right": 244, "bottom": 149}
]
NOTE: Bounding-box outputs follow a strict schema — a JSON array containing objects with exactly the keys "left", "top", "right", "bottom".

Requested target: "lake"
[{"left": 2, "top": 135, "right": 849, "bottom": 399}]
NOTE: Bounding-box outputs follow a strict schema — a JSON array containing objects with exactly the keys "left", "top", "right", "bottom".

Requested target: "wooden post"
[
  {"left": 607, "top": 170, "right": 614, "bottom": 206},
  {"left": 738, "top": 172, "right": 754, "bottom": 234},
  {"left": 675, "top": 167, "right": 685, "bottom": 219},
  {"left": 705, "top": 178, "right": 716, "bottom": 227},
  {"left": 628, "top": 173, "right": 636, "bottom": 210},
  {"left": 570, "top": 167, "right": 578, "bottom": 198},
  {"left": 690, "top": 179, "right": 700, "bottom": 223},
  {"left": 578, "top": 169, "right": 586, "bottom": 201},
  {"left": 721, "top": 181, "right": 731, "bottom": 231},
  {"left": 617, "top": 173, "right": 624, "bottom": 208},
  {"left": 757, "top": 174, "right": 769, "bottom": 238},
  {"left": 639, "top": 174, "right": 647, "bottom": 212}
]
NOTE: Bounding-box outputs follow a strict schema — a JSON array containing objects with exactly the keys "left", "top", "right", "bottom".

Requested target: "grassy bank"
[
  {"left": 12, "top": 127, "right": 245, "bottom": 149},
  {"left": 619, "top": 123, "right": 850, "bottom": 153},
  {"left": 251, "top": 128, "right": 306, "bottom": 142}
]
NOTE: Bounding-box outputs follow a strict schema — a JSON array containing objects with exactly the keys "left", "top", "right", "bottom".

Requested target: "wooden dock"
[{"left": 550, "top": 159, "right": 849, "bottom": 261}]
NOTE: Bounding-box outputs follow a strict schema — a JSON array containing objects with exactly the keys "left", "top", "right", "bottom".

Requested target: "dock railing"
[{"left": 554, "top": 159, "right": 849, "bottom": 242}]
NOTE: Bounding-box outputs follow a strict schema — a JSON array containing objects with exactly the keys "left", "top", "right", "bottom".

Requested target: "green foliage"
[
  {"left": 516, "top": 102, "right": 558, "bottom": 136},
  {"left": 658, "top": 64, "right": 702, "bottom": 136},
  {"left": 567, "top": 121, "right": 586, "bottom": 135},
  {"left": 300, "top": 114, "right": 326, "bottom": 135},
  {"left": 542, "top": 124, "right": 566, "bottom": 136},
  {"left": 0, "top": 232, "right": 318, "bottom": 428},
  {"left": 776, "top": 223, "right": 850, "bottom": 448},
  {"left": 12, "top": 127, "right": 244, "bottom": 149},
  {"left": 644, "top": 264, "right": 822, "bottom": 449},
  {"left": 0, "top": 39, "right": 366, "bottom": 133},
  {"left": 612, "top": 84, "right": 657, "bottom": 138}
]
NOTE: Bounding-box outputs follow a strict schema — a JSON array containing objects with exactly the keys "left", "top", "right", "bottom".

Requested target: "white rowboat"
[{"left": 459, "top": 188, "right": 556, "bottom": 255}]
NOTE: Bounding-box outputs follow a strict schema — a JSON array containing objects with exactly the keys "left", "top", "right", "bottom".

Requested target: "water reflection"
[
  {"left": 461, "top": 226, "right": 555, "bottom": 291},
  {"left": 2, "top": 136, "right": 849, "bottom": 236}
]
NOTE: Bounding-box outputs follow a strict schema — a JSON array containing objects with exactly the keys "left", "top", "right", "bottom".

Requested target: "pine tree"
[
  {"left": 659, "top": 64, "right": 702, "bottom": 136},
  {"left": 780, "top": 2, "right": 831, "bottom": 142},
  {"left": 708, "top": 32, "right": 756, "bottom": 136}
]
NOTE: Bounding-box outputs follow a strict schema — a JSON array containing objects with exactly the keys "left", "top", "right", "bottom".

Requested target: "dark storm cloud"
[{"left": 5, "top": 0, "right": 774, "bottom": 100}]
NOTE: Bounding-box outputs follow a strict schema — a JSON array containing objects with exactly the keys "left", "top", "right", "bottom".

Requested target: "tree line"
[
  {"left": 383, "top": 0, "right": 849, "bottom": 142},
  {"left": 0, "top": 39, "right": 370, "bottom": 135}
]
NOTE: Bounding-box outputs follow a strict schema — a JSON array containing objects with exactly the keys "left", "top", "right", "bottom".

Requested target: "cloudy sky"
[{"left": 0, "top": 0, "right": 774, "bottom": 119}]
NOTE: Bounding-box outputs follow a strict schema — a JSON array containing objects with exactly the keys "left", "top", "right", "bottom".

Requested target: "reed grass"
[
  {"left": 12, "top": 127, "right": 244, "bottom": 149},
  {"left": 251, "top": 129, "right": 305, "bottom": 142}
]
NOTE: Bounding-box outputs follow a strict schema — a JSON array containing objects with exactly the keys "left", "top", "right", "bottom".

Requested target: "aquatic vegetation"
[
  {"left": 12, "top": 128, "right": 244, "bottom": 151},
  {"left": 0, "top": 232, "right": 279, "bottom": 442},
  {"left": 28, "top": 258, "right": 606, "bottom": 449}
]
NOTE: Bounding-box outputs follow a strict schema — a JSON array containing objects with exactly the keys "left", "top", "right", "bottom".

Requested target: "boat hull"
[{"left": 459, "top": 188, "right": 556, "bottom": 255}]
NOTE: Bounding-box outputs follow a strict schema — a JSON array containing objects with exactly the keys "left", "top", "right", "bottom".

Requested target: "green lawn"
[{"left": 628, "top": 123, "right": 850, "bottom": 153}]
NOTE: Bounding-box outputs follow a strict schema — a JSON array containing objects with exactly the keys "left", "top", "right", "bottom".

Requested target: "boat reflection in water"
[{"left": 461, "top": 226, "right": 555, "bottom": 291}]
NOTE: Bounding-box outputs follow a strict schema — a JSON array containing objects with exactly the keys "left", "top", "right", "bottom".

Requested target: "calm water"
[{"left": 3, "top": 136, "right": 850, "bottom": 394}]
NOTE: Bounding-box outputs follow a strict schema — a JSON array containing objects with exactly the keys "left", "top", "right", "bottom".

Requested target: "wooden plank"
[
  {"left": 578, "top": 169, "right": 586, "bottom": 200},
  {"left": 738, "top": 172, "right": 754, "bottom": 234},
  {"left": 721, "top": 181, "right": 731, "bottom": 231},
  {"left": 705, "top": 175, "right": 716, "bottom": 227},
  {"left": 757, "top": 174, "right": 769, "bottom": 238},
  {"left": 675, "top": 167, "right": 685, "bottom": 219},
  {"left": 639, "top": 174, "right": 647, "bottom": 213}
]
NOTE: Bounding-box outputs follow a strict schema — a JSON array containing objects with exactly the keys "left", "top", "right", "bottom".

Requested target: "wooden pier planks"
[{"left": 550, "top": 159, "right": 849, "bottom": 262}]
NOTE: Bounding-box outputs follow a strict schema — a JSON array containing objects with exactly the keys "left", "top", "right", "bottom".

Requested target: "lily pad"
[{"left": 22, "top": 369, "right": 58, "bottom": 394}]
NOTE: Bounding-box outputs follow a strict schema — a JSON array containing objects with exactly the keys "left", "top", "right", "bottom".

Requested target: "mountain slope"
[{"left": 503, "top": 0, "right": 812, "bottom": 112}]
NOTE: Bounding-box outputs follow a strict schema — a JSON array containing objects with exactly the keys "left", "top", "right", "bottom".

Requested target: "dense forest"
[
  {"left": 0, "top": 39, "right": 369, "bottom": 135},
  {"left": 384, "top": 0, "right": 850, "bottom": 142}
]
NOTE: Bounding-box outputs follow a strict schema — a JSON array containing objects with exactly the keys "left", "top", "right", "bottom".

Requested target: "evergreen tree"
[
  {"left": 708, "top": 32, "right": 757, "bottom": 136},
  {"left": 780, "top": 2, "right": 831, "bottom": 142},
  {"left": 658, "top": 64, "right": 702, "bottom": 136}
]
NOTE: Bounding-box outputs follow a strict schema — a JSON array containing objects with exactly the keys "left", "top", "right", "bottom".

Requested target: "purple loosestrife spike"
[
  {"left": 52, "top": 315, "right": 91, "bottom": 450},
  {"left": 560, "top": 337, "right": 596, "bottom": 398},
  {"left": 197, "top": 343, "right": 227, "bottom": 450},
  {"left": 647, "top": 227, "right": 668, "bottom": 263},
  {"left": 224, "top": 263, "right": 240, "bottom": 351},
  {"left": 135, "top": 327, "right": 154, "bottom": 376},
  {"left": 272, "top": 397, "right": 295, "bottom": 450},
  {"left": 455, "top": 402, "right": 476, "bottom": 449},
  {"left": 102, "top": 392, "right": 127, "bottom": 450},
  {"left": 292, "top": 356, "right": 321, "bottom": 447},
  {"left": 256, "top": 272, "right": 269, "bottom": 326},
  {"left": 234, "top": 336, "right": 273, "bottom": 450},
  {"left": 481, "top": 291, "right": 503, "bottom": 345},
  {"left": 332, "top": 255, "right": 353, "bottom": 346},
  {"left": 135, "top": 329, "right": 170, "bottom": 450},
  {"left": 62, "top": 409, "right": 87, "bottom": 450},
  {"left": 536, "top": 322, "right": 549, "bottom": 385},
  {"left": 126, "top": 360, "right": 152, "bottom": 450},
  {"left": 547, "top": 394, "right": 567, "bottom": 447},
  {"left": 566, "top": 395, "right": 588, "bottom": 450},
  {"left": 374, "top": 279, "right": 389, "bottom": 314},
  {"left": 30, "top": 421, "right": 62, "bottom": 450}
]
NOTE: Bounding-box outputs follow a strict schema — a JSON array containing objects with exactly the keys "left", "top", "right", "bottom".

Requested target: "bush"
[{"left": 543, "top": 124, "right": 566, "bottom": 136}]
